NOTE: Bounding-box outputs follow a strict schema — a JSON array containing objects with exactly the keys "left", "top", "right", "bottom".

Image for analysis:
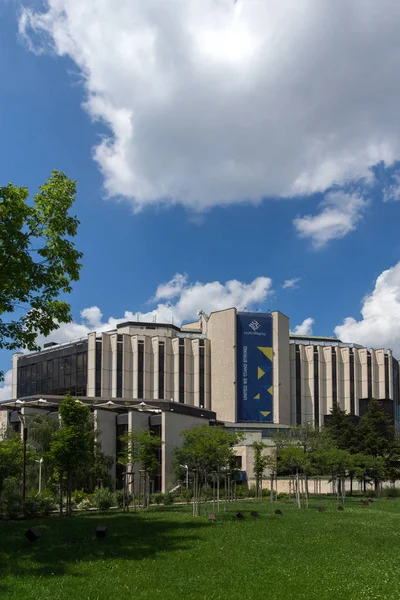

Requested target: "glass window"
[{"left": 138, "top": 341, "right": 144, "bottom": 399}]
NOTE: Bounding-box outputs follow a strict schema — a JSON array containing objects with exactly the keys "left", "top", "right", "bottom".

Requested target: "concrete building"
[{"left": 2, "top": 308, "right": 399, "bottom": 490}]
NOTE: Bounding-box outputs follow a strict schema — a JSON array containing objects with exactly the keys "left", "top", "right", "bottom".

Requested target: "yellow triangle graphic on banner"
[
  {"left": 268, "top": 386, "right": 273, "bottom": 395},
  {"left": 254, "top": 393, "right": 260, "bottom": 400},
  {"left": 260, "top": 411, "right": 270, "bottom": 417},
  {"left": 257, "top": 367, "right": 265, "bottom": 379},
  {"left": 257, "top": 347, "right": 273, "bottom": 361}
]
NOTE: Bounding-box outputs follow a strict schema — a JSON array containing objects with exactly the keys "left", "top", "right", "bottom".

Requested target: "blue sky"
[{"left": 2, "top": 1, "right": 400, "bottom": 396}]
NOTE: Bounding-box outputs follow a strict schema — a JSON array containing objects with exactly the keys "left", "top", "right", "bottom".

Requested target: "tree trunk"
[
  {"left": 305, "top": 473, "right": 309, "bottom": 509},
  {"left": 341, "top": 475, "right": 345, "bottom": 504},
  {"left": 350, "top": 475, "right": 353, "bottom": 497},
  {"left": 59, "top": 476, "right": 63, "bottom": 517},
  {"left": 296, "top": 470, "right": 301, "bottom": 508}
]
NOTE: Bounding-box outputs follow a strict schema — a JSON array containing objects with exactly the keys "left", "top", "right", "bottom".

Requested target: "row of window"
[{"left": 17, "top": 350, "right": 88, "bottom": 398}]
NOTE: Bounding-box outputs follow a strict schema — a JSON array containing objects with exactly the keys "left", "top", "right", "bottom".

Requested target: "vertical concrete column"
[
  {"left": 122, "top": 333, "right": 133, "bottom": 399},
  {"left": 144, "top": 336, "right": 152, "bottom": 399},
  {"left": 354, "top": 348, "right": 362, "bottom": 414},
  {"left": 359, "top": 349, "right": 368, "bottom": 398},
  {"left": 87, "top": 332, "right": 96, "bottom": 397},
  {"left": 110, "top": 333, "right": 118, "bottom": 398},
  {"left": 375, "top": 349, "right": 385, "bottom": 399},
  {"left": 152, "top": 337, "right": 159, "bottom": 400},
  {"left": 184, "top": 338, "right": 194, "bottom": 406},
  {"left": 12, "top": 353, "right": 23, "bottom": 399},
  {"left": 192, "top": 339, "right": 200, "bottom": 407},
  {"left": 388, "top": 351, "right": 393, "bottom": 400},
  {"left": 172, "top": 338, "right": 179, "bottom": 402},
  {"left": 302, "top": 346, "right": 313, "bottom": 424},
  {"left": 272, "top": 312, "right": 290, "bottom": 425},
  {"left": 340, "top": 348, "right": 351, "bottom": 414},
  {"left": 131, "top": 336, "right": 138, "bottom": 399},
  {"left": 101, "top": 333, "right": 112, "bottom": 397},
  {"left": 289, "top": 344, "right": 297, "bottom": 425},
  {"left": 370, "top": 349, "right": 379, "bottom": 399},
  {"left": 336, "top": 348, "right": 345, "bottom": 410},
  {"left": 323, "top": 347, "right": 333, "bottom": 415},
  {"left": 164, "top": 337, "right": 174, "bottom": 401},
  {"left": 204, "top": 339, "right": 211, "bottom": 410}
]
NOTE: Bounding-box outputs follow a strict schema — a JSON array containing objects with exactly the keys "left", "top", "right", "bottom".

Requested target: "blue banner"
[{"left": 237, "top": 313, "right": 273, "bottom": 422}]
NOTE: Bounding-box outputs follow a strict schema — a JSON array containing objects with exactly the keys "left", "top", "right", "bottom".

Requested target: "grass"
[{"left": 1, "top": 497, "right": 400, "bottom": 599}]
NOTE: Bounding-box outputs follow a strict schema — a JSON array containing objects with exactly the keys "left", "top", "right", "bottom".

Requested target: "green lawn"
[{"left": 1, "top": 497, "right": 400, "bottom": 600}]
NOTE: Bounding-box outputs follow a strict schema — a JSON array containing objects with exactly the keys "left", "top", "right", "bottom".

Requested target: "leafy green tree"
[
  {"left": 173, "top": 426, "right": 243, "bottom": 515},
  {"left": 118, "top": 429, "right": 161, "bottom": 477},
  {"left": 325, "top": 403, "right": 356, "bottom": 451},
  {"left": 48, "top": 395, "right": 91, "bottom": 515},
  {"left": 0, "top": 428, "right": 24, "bottom": 497},
  {"left": 0, "top": 171, "right": 82, "bottom": 378},
  {"left": 252, "top": 442, "right": 269, "bottom": 499}
]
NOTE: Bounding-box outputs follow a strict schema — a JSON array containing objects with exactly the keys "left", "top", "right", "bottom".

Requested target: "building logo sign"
[
  {"left": 236, "top": 313, "right": 273, "bottom": 422},
  {"left": 249, "top": 320, "right": 261, "bottom": 332}
]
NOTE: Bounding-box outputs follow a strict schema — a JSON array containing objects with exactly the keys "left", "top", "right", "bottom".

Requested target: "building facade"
[
  {"left": 2, "top": 307, "right": 400, "bottom": 492},
  {"left": 9, "top": 309, "right": 400, "bottom": 429}
]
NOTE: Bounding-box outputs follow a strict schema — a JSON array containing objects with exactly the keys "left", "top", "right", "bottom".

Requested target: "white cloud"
[
  {"left": 291, "top": 318, "right": 314, "bottom": 336},
  {"left": 19, "top": 2, "right": 400, "bottom": 210},
  {"left": 335, "top": 262, "right": 400, "bottom": 356},
  {"left": 383, "top": 172, "right": 400, "bottom": 202},
  {"left": 37, "top": 273, "right": 273, "bottom": 346},
  {"left": 154, "top": 273, "right": 188, "bottom": 301},
  {"left": 283, "top": 278, "right": 301, "bottom": 289},
  {"left": 0, "top": 370, "right": 13, "bottom": 402},
  {"left": 293, "top": 191, "right": 368, "bottom": 248}
]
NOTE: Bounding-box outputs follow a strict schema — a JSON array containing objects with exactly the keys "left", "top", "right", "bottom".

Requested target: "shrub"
[
  {"left": 73, "top": 489, "right": 87, "bottom": 505},
  {"left": 115, "top": 489, "right": 133, "bottom": 508},
  {"left": 23, "top": 496, "right": 42, "bottom": 519},
  {"left": 77, "top": 499, "right": 92, "bottom": 511},
  {"left": 163, "top": 492, "right": 174, "bottom": 506},
  {"left": 277, "top": 492, "right": 288, "bottom": 500},
  {"left": 152, "top": 493, "right": 164, "bottom": 505},
  {"left": 94, "top": 487, "right": 115, "bottom": 511},
  {"left": 39, "top": 493, "right": 57, "bottom": 516},
  {"left": 262, "top": 488, "right": 271, "bottom": 498},
  {"left": 365, "top": 489, "right": 377, "bottom": 498},
  {"left": 384, "top": 486, "right": 400, "bottom": 498},
  {"left": 248, "top": 485, "right": 257, "bottom": 498},
  {"left": 6, "top": 500, "right": 23, "bottom": 520}
]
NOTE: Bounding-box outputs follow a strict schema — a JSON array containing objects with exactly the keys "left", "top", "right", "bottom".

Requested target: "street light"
[
  {"left": 18, "top": 413, "right": 28, "bottom": 502},
  {"left": 180, "top": 464, "right": 189, "bottom": 490},
  {"left": 36, "top": 458, "right": 43, "bottom": 495}
]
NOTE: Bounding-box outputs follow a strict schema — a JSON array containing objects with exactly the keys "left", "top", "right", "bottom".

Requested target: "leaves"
[{"left": 0, "top": 171, "right": 82, "bottom": 378}]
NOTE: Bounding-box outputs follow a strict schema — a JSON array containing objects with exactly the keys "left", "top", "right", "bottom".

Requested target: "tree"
[
  {"left": 173, "top": 426, "right": 243, "bottom": 516},
  {"left": 0, "top": 428, "right": 24, "bottom": 497},
  {"left": 0, "top": 171, "right": 82, "bottom": 378},
  {"left": 118, "top": 429, "right": 162, "bottom": 507},
  {"left": 48, "top": 396, "right": 91, "bottom": 516},
  {"left": 252, "top": 442, "right": 269, "bottom": 499},
  {"left": 325, "top": 403, "right": 356, "bottom": 451}
]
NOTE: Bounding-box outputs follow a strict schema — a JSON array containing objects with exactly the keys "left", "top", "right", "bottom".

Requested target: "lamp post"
[
  {"left": 180, "top": 464, "right": 189, "bottom": 490},
  {"left": 19, "top": 415, "right": 28, "bottom": 502},
  {"left": 36, "top": 458, "right": 43, "bottom": 495}
]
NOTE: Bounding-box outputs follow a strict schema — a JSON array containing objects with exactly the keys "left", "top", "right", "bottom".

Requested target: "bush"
[
  {"left": 262, "top": 488, "right": 271, "bottom": 498},
  {"left": 39, "top": 493, "right": 57, "bottom": 516},
  {"left": 163, "top": 492, "right": 174, "bottom": 506},
  {"left": 277, "top": 492, "right": 288, "bottom": 500},
  {"left": 77, "top": 499, "right": 92, "bottom": 511},
  {"left": 115, "top": 489, "right": 133, "bottom": 508},
  {"left": 365, "top": 489, "right": 377, "bottom": 498},
  {"left": 248, "top": 486, "right": 257, "bottom": 498},
  {"left": 384, "top": 486, "right": 400, "bottom": 498},
  {"left": 22, "top": 496, "right": 42, "bottom": 519},
  {"left": 73, "top": 489, "right": 87, "bottom": 505},
  {"left": 94, "top": 487, "right": 115, "bottom": 511},
  {"left": 6, "top": 500, "right": 23, "bottom": 520},
  {"left": 152, "top": 492, "right": 164, "bottom": 505}
]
